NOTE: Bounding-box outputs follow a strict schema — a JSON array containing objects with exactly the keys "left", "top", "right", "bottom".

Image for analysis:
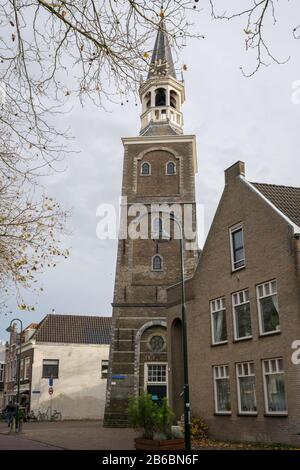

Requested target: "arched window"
[
  {"left": 152, "top": 254, "right": 163, "bottom": 271},
  {"left": 155, "top": 88, "right": 166, "bottom": 107},
  {"left": 170, "top": 90, "right": 178, "bottom": 110},
  {"left": 141, "top": 162, "right": 151, "bottom": 175},
  {"left": 166, "top": 161, "right": 176, "bottom": 175}
]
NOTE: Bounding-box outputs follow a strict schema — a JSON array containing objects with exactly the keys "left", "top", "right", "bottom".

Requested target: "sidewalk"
[
  {"left": 0, "top": 433, "right": 62, "bottom": 450},
  {"left": 0, "top": 420, "right": 135, "bottom": 450}
]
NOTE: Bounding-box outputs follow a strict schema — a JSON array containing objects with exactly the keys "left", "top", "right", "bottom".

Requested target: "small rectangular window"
[
  {"left": 230, "top": 225, "right": 245, "bottom": 270},
  {"left": 101, "top": 360, "right": 109, "bottom": 379},
  {"left": 210, "top": 297, "right": 227, "bottom": 345},
  {"left": 257, "top": 280, "right": 280, "bottom": 335},
  {"left": 263, "top": 358, "right": 287, "bottom": 414},
  {"left": 42, "top": 359, "right": 59, "bottom": 379},
  {"left": 213, "top": 365, "right": 231, "bottom": 414},
  {"left": 147, "top": 364, "right": 167, "bottom": 383},
  {"left": 232, "top": 289, "right": 252, "bottom": 340},
  {"left": 236, "top": 362, "right": 257, "bottom": 414}
]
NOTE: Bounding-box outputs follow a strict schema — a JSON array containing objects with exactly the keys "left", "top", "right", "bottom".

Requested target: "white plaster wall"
[{"left": 30, "top": 343, "right": 109, "bottom": 420}]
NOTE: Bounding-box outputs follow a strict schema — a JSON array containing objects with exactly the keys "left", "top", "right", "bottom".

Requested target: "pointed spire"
[{"left": 147, "top": 16, "right": 176, "bottom": 80}]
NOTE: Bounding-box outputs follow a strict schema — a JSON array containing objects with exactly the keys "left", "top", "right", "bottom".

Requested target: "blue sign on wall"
[{"left": 49, "top": 378, "right": 53, "bottom": 386}]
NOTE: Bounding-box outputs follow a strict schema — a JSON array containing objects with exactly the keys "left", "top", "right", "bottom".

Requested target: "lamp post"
[
  {"left": 6, "top": 318, "right": 23, "bottom": 432},
  {"left": 134, "top": 210, "right": 191, "bottom": 450}
]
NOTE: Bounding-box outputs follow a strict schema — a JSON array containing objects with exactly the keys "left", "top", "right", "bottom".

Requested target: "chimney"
[{"left": 225, "top": 161, "right": 245, "bottom": 185}]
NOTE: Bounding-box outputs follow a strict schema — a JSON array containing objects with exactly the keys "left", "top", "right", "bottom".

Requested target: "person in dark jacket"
[{"left": 3, "top": 401, "right": 16, "bottom": 427}]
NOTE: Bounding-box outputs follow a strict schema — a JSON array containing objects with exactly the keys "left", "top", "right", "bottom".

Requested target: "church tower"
[{"left": 104, "top": 17, "right": 198, "bottom": 426}]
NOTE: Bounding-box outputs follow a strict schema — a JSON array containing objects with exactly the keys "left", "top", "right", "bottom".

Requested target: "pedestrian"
[{"left": 3, "top": 401, "right": 16, "bottom": 427}]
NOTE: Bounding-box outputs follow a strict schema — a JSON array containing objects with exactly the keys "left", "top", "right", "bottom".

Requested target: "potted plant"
[{"left": 128, "top": 392, "right": 185, "bottom": 450}]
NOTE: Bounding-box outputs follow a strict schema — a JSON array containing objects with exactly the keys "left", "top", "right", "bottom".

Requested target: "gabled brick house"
[{"left": 167, "top": 161, "right": 300, "bottom": 446}]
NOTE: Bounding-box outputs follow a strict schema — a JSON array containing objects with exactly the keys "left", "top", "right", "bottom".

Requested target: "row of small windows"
[
  {"left": 141, "top": 161, "right": 176, "bottom": 176},
  {"left": 213, "top": 358, "right": 287, "bottom": 416},
  {"left": 210, "top": 280, "right": 280, "bottom": 345}
]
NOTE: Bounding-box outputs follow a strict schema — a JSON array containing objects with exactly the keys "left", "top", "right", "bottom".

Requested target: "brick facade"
[{"left": 167, "top": 161, "right": 300, "bottom": 446}]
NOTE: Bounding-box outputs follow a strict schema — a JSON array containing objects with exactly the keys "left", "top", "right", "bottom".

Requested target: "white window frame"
[
  {"left": 144, "top": 362, "right": 168, "bottom": 400},
  {"left": 210, "top": 297, "right": 228, "bottom": 345},
  {"left": 229, "top": 224, "right": 245, "bottom": 271},
  {"left": 262, "top": 358, "right": 288, "bottom": 416},
  {"left": 257, "top": 280, "right": 280, "bottom": 336},
  {"left": 213, "top": 364, "right": 231, "bottom": 415},
  {"left": 24, "top": 357, "right": 31, "bottom": 380},
  {"left": 236, "top": 361, "right": 257, "bottom": 415},
  {"left": 152, "top": 254, "right": 163, "bottom": 272},
  {"left": 140, "top": 161, "right": 151, "bottom": 176},
  {"left": 232, "top": 289, "right": 252, "bottom": 341},
  {"left": 166, "top": 161, "right": 176, "bottom": 175},
  {"left": 0, "top": 363, "right": 4, "bottom": 382}
]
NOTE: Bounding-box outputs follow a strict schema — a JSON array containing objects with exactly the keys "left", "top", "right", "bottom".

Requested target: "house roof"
[
  {"left": 251, "top": 182, "right": 300, "bottom": 229},
  {"left": 33, "top": 314, "right": 112, "bottom": 345}
]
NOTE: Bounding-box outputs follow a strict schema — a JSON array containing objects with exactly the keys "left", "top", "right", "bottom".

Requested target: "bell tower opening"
[{"left": 155, "top": 88, "right": 166, "bottom": 107}]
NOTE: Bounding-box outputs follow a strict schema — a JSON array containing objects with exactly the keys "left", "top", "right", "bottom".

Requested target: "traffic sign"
[{"left": 48, "top": 386, "right": 54, "bottom": 395}]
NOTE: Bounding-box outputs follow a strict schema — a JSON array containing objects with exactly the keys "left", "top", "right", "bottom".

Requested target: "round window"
[{"left": 149, "top": 335, "right": 165, "bottom": 352}]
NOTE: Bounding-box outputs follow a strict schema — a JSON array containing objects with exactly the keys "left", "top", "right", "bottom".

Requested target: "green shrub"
[
  {"left": 128, "top": 392, "right": 158, "bottom": 439},
  {"left": 128, "top": 393, "right": 175, "bottom": 440},
  {"left": 153, "top": 397, "right": 174, "bottom": 439}
]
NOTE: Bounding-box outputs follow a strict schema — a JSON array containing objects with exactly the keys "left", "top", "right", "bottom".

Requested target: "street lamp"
[
  {"left": 6, "top": 318, "right": 23, "bottom": 432},
  {"left": 134, "top": 211, "right": 191, "bottom": 450}
]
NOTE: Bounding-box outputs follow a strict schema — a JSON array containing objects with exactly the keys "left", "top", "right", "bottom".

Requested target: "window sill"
[
  {"left": 211, "top": 341, "right": 228, "bottom": 347},
  {"left": 233, "top": 336, "right": 253, "bottom": 343},
  {"left": 259, "top": 330, "right": 281, "bottom": 338},
  {"left": 231, "top": 265, "right": 246, "bottom": 274},
  {"left": 214, "top": 412, "right": 232, "bottom": 416},
  {"left": 264, "top": 413, "right": 288, "bottom": 418}
]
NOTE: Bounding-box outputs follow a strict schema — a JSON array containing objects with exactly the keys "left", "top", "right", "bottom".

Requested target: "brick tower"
[{"left": 104, "top": 18, "right": 198, "bottom": 426}]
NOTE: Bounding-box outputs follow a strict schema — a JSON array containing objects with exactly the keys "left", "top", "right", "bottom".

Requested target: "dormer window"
[
  {"left": 141, "top": 162, "right": 151, "bottom": 176},
  {"left": 152, "top": 254, "right": 163, "bottom": 271},
  {"left": 155, "top": 88, "right": 166, "bottom": 107},
  {"left": 166, "top": 161, "right": 176, "bottom": 175}
]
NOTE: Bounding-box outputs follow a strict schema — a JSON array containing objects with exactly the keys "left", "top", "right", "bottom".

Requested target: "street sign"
[
  {"left": 48, "top": 386, "right": 54, "bottom": 395},
  {"left": 49, "top": 377, "right": 53, "bottom": 387}
]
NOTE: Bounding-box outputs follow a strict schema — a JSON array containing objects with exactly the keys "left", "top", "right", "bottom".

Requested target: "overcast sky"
[{"left": 1, "top": 3, "right": 300, "bottom": 340}]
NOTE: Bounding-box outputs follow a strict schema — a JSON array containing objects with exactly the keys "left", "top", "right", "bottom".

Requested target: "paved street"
[{"left": 0, "top": 420, "right": 135, "bottom": 450}]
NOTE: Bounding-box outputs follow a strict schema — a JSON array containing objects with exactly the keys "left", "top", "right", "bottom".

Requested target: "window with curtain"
[
  {"left": 152, "top": 255, "right": 163, "bottom": 271},
  {"left": 257, "top": 280, "right": 280, "bottom": 334},
  {"left": 42, "top": 359, "right": 59, "bottom": 378},
  {"left": 141, "top": 162, "right": 150, "bottom": 175},
  {"left": 236, "top": 362, "right": 257, "bottom": 414},
  {"left": 210, "top": 297, "right": 227, "bottom": 344},
  {"left": 213, "top": 365, "right": 231, "bottom": 413},
  {"left": 166, "top": 161, "right": 176, "bottom": 175},
  {"left": 263, "top": 358, "right": 287, "bottom": 414},
  {"left": 230, "top": 225, "right": 245, "bottom": 270},
  {"left": 232, "top": 289, "right": 252, "bottom": 340}
]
